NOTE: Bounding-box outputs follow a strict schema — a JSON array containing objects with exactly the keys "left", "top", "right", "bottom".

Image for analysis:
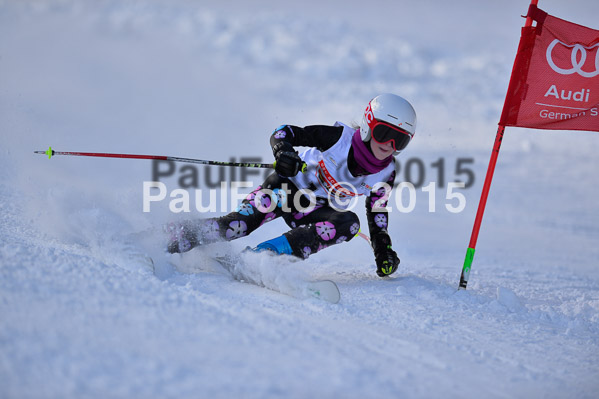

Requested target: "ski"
[
  {"left": 213, "top": 254, "right": 340, "bottom": 304},
  {"left": 304, "top": 280, "right": 341, "bottom": 304}
]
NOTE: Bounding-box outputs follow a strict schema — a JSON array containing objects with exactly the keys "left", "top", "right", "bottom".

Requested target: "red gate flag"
[
  {"left": 499, "top": 4, "right": 599, "bottom": 132},
  {"left": 459, "top": 1, "right": 598, "bottom": 290}
]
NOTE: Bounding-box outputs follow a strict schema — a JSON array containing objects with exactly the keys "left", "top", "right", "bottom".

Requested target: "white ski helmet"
[{"left": 360, "top": 93, "right": 417, "bottom": 153}]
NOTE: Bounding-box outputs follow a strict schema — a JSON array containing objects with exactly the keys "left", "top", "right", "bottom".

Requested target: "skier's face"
[{"left": 370, "top": 139, "right": 394, "bottom": 160}]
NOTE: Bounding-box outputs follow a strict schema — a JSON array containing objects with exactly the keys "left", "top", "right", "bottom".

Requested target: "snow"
[{"left": 1, "top": 0, "right": 599, "bottom": 398}]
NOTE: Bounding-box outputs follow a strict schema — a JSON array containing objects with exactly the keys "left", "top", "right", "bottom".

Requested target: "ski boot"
[{"left": 249, "top": 235, "right": 293, "bottom": 256}]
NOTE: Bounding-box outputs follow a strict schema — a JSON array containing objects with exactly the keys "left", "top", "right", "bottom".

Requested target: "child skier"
[{"left": 166, "top": 93, "right": 416, "bottom": 277}]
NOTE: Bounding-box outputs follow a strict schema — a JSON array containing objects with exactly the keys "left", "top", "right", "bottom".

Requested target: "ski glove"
[
  {"left": 371, "top": 232, "right": 400, "bottom": 277},
  {"left": 273, "top": 141, "right": 303, "bottom": 177}
]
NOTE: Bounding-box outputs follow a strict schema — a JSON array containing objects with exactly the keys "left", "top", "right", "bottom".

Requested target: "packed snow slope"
[{"left": 1, "top": 1, "right": 599, "bottom": 398}]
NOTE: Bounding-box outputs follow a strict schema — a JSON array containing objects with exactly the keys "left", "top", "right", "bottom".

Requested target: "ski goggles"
[{"left": 369, "top": 120, "right": 412, "bottom": 151}]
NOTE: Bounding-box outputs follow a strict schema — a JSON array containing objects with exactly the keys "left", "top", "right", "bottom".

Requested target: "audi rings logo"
[{"left": 546, "top": 39, "right": 599, "bottom": 78}]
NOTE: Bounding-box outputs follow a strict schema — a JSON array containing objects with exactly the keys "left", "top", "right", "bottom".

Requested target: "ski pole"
[{"left": 34, "top": 146, "right": 279, "bottom": 169}]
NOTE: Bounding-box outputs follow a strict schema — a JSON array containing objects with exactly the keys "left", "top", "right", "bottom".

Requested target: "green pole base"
[{"left": 459, "top": 247, "right": 475, "bottom": 290}]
